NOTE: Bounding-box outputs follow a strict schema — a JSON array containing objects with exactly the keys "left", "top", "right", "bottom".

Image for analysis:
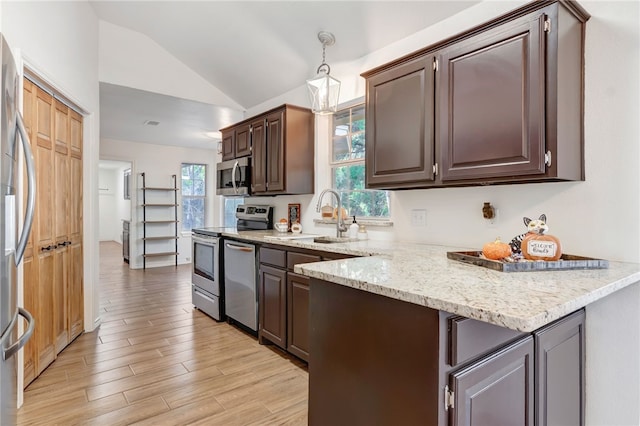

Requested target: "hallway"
[{"left": 17, "top": 241, "right": 308, "bottom": 425}]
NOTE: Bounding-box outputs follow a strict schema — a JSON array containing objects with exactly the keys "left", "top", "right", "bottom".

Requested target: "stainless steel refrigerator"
[{"left": 0, "top": 33, "right": 37, "bottom": 424}]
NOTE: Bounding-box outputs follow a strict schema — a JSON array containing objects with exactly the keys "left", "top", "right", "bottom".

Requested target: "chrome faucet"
[{"left": 316, "top": 189, "right": 349, "bottom": 238}]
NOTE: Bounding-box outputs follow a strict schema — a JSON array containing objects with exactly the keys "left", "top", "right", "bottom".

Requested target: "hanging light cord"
[{"left": 317, "top": 42, "right": 331, "bottom": 75}]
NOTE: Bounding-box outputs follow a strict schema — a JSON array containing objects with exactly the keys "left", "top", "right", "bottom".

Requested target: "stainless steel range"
[{"left": 191, "top": 204, "right": 272, "bottom": 322}]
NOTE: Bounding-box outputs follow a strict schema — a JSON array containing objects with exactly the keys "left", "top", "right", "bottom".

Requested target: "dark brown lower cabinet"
[
  {"left": 448, "top": 336, "right": 535, "bottom": 426},
  {"left": 308, "top": 278, "right": 585, "bottom": 426},
  {"left": 258, "top": 246, "right": 327, "bottom": 362},
  {"left": 286, "top": 272, "right": 310, "bottom": 361},
  {"left": 258, "top": 264, "right": 287, "bottom": 349},
  {"left": 309, "top": 278, "right": 440, "bottom": 426},
  {"left": 535, "top": 309, "right": 585, "bottom": 426}
]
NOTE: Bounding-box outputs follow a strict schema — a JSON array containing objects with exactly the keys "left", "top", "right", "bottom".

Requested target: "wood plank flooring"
[{"left": 17, "top": 241, "right": 308, "bottom": 425}]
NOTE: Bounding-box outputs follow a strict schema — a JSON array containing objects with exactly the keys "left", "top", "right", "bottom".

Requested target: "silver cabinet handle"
[
  {"left": 2, "top": 307, "right": 35, "bottom": 361},
  {"left": 225, "top": 243, "right": 253, "bottom": 253},
  {"left": 15, "top": 112, "right": 36, "bottom": 266},
  {"left": 231, "top": 160, "right": 239, "bottom": 194}
]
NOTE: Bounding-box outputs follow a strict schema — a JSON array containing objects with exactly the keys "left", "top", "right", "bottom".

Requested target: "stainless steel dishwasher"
[{"left": 224, "top": 240, "right": 258, "bottom": 332}]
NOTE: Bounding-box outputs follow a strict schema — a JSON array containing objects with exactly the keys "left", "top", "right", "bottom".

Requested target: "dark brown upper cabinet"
[
  {"left": 438, "top": 12, "right": 547, "bottom": 182},
  {"left": 365, "top": 55, "right": 436, "bottom": 188},
  {"left": 250, "top": 105, "right": 314, "bottom": 195},
  {"left": 221, "top": 129, "right": 235, "bottom": 161},
  {"left": 221, "top": 123, "right": 251, "bottom": 161},
  {"left": 361, "top": 0, "right": 589, "bottom": 189},
  {"left": 234, "top": 122, "right": 252, "bottom": 158}
]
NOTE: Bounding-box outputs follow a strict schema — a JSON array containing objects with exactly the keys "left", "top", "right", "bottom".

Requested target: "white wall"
[
  {"left": 100, "top": 138, "right": 218, "bottom": 269},
  {"left": 99, "top": 20, "right": 243, "bottom": 110},
  {"left": 98, "top": 165, "right": 131, "bottom": 242},
  {"left": 1, "top": 1, "right": 101, "bottom": 335}
]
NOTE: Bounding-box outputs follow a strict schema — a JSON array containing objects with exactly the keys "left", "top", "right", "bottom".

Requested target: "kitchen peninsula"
[{"left": 221, "top": 229, "right": 640, "bottom": 425}]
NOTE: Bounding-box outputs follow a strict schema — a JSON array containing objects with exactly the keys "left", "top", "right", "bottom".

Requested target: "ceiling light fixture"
[{"left": 306, "top": 31, "right": 341, "bottom": 115}]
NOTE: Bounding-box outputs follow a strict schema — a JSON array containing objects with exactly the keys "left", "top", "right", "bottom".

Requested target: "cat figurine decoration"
[
  {"left": 509, "top": 214, "right": 549, "bottom": 254},
  {"left": 510, "top": 214, "right": 562, "bottom": 261}
]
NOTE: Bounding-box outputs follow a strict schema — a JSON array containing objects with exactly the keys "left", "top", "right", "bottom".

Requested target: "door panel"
[
  {"left": 266, "top": 111, "right": 284, "bottom": 192},
  {"left": 250, "top": 118, "right": 266, "bottom": 193},
  {"left": 259, "top": 265, "right": 287, "bottom": 349},
  {"left": 366, "top": 56, "right": 435, "bottom": 187},
  {"left": 235, "top": 123, "right": 251, "bottom": 157},
  {"left": 287, "top": 272, "right": 309, "bottom": 361},
  {"left": 449, "top": 336, "right": 534, "bottom": 426},
  {"left": 439, "top": 12, "right": 546, "bottom": 181}
]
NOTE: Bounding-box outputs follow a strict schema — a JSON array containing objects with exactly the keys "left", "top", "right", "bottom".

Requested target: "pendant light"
[{"left": 306, "top": 31, "right": 341, "bottom": 115}]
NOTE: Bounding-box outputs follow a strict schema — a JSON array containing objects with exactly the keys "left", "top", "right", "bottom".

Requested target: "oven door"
[
  {"left": 191, "top": 234, "right": 220, "bottom": 296},
  {"left": 216, "top": 157, "right": 250, "bottom": 196}
]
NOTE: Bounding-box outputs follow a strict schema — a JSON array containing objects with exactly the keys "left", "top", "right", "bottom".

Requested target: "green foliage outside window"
[
  {"left": 331, "top": 104, "right": 389, "bottom": 218},
  {"left": 181, "top": 164, "right": 206, "bottom": 231}
]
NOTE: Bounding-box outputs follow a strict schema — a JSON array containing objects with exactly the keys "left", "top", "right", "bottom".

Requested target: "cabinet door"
[
  {"left": 266, "top": 110, "right": 285, "bottom": 192},
  {"left": 535, "top": 310, "right": 584, "bottom": 426},
  {"left": 68, "top": 110, "right": 84, "bottom": 341},
  {"left": 365, "top": 55, "right": 435, "bottom": 188},
  {"left": 221, "top": 129, "right": 235, "bottom": 161},
  {"left": 53, "top": 100, "right": 70, "bottom": 354},
  {"left": 448, "top": 336, "right": 534, "bottom": 426},
  {"left": 34, "top": 86, "right": 56, "bottom": 374},
  {"left": 235, "top": 122, "right": 251, "bottom": 158},
  {"left": 251, "top": 117, "right": 267, "bottom": 193},
  {"left": 287, "top": 272, "right": 310, "bottom": 362},
  {"left": 438, "top": 11, "right": 546, "bottom": 182},
  {"left": 22, "top": 79, "right": 38, "bottom": 387},
  {"left": 259, "top": 265, "right": 287, "bottom": 349}
]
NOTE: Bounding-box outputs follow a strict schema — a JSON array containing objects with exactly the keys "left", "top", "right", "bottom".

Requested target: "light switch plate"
[{"left": 411, "top": 209, "right": 427, "bottom": 227}]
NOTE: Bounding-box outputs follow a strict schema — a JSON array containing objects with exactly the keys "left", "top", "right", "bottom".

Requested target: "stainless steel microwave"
[{"left": 216, "top": 157, "right": 250, "bottom": 196}]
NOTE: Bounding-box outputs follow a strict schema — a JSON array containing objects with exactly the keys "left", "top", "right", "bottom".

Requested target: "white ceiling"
[{"left": 93, "top": 1, "right": 480, "bottom": 149}]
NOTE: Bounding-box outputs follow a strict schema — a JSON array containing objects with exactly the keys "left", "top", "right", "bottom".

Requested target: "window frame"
[
  {"left": 330, "top": 99, "right": 390, "bottom": 220},
  {"left": 180, "top": 163, "right": 207, "bottom": 231}
]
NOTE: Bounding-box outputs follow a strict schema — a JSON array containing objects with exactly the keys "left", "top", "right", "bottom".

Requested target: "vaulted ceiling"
[{"left": 92, "top": 1, "right": 480, "bottom": 148}]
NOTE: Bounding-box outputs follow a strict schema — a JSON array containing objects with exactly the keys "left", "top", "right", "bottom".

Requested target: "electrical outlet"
[
  {"left": 185, "top": 257, "right": 191, "bottom": 262},
  {"left": 411, "top": 209, "right": 427, "bottom": 227}
]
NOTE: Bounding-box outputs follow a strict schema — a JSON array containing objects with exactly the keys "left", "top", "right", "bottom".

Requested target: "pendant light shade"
[{"left": 307, "top": 31, "right": 341, "bottom": 115}]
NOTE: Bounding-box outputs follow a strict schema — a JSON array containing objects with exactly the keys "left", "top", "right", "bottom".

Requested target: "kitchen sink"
[{"left": 313, "top": 236, "right": 358, "bottom": 244}]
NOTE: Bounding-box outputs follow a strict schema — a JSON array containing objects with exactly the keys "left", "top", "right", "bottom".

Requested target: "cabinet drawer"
[
  {"left": 287, "top": 252, "right": 321, "bottom": 270},
  {"left": 448, "top": 316, "right": 524, "bottom": 367},
  {"left": 260, "top": 247, "right": 286, "bottom": 268}
]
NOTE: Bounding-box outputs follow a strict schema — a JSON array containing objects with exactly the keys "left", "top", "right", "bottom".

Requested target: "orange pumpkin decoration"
[
  {"left": 482, "top": 238, "right": 512, "bottom": 260},
  {"left": 521, "top": 232, "right": 562, "bottom": 261}
]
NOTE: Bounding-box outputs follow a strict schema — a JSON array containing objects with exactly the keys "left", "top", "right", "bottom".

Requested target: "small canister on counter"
[
  {"left": 321, "top": 204, "right": 333, "bottom": 219},
  {"left": 357, "top": 224, "right": 368, "bottom": 240}
]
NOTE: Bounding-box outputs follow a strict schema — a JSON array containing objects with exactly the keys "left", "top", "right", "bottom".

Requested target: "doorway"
[{"left": 98, "top": 160, "right": 132, "bottom": 264}]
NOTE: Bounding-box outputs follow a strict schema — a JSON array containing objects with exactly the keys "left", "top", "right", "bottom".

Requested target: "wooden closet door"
[
  {"left": 34, "top": 85, "right": 56, "bottom": 374},
  {"left": 68, "top": 110, "right": 83, "bottom": 340},
  {"left": 21, "top": 79, "right": 38, "bottom": 386},
  {"left": 53, "top": 100, "right": 70, "bottom": 353}
]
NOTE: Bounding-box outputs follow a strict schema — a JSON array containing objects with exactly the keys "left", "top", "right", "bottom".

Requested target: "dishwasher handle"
[{"left": 225, "top": 243, "right": 254, "bottom": 253}]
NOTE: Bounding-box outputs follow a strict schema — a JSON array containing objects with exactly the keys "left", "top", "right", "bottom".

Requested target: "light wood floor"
[{"left": 17, "top": 241, "right": 308, "bottom": 425}]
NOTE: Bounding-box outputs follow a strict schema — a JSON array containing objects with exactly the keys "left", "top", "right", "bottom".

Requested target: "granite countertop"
[{"left": 221, "top": 230, "right": 640, "bottom": 332}]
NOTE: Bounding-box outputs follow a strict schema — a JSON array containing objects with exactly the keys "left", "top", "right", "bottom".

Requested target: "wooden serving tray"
[{"left": 447, "top": 251, "right": 609, "bottom": 272}]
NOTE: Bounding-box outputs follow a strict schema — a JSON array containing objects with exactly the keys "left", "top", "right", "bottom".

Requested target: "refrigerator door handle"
[
  {"left": 14, "top": 111, "right": 36, "bottom": 266},
  {"left": 1, "top": 307, "right": 35, "bottom": 361}
]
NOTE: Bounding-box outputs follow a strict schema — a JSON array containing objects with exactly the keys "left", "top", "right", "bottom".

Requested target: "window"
[
  {"left": 331, "top": 103, "right": 390, "bottom": 218},
  {"left": 223, "top": 197, "right": 244, "bottom": 227},
  {"left": 181, "top": 163, "right": 206, "bottom": 231}
]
